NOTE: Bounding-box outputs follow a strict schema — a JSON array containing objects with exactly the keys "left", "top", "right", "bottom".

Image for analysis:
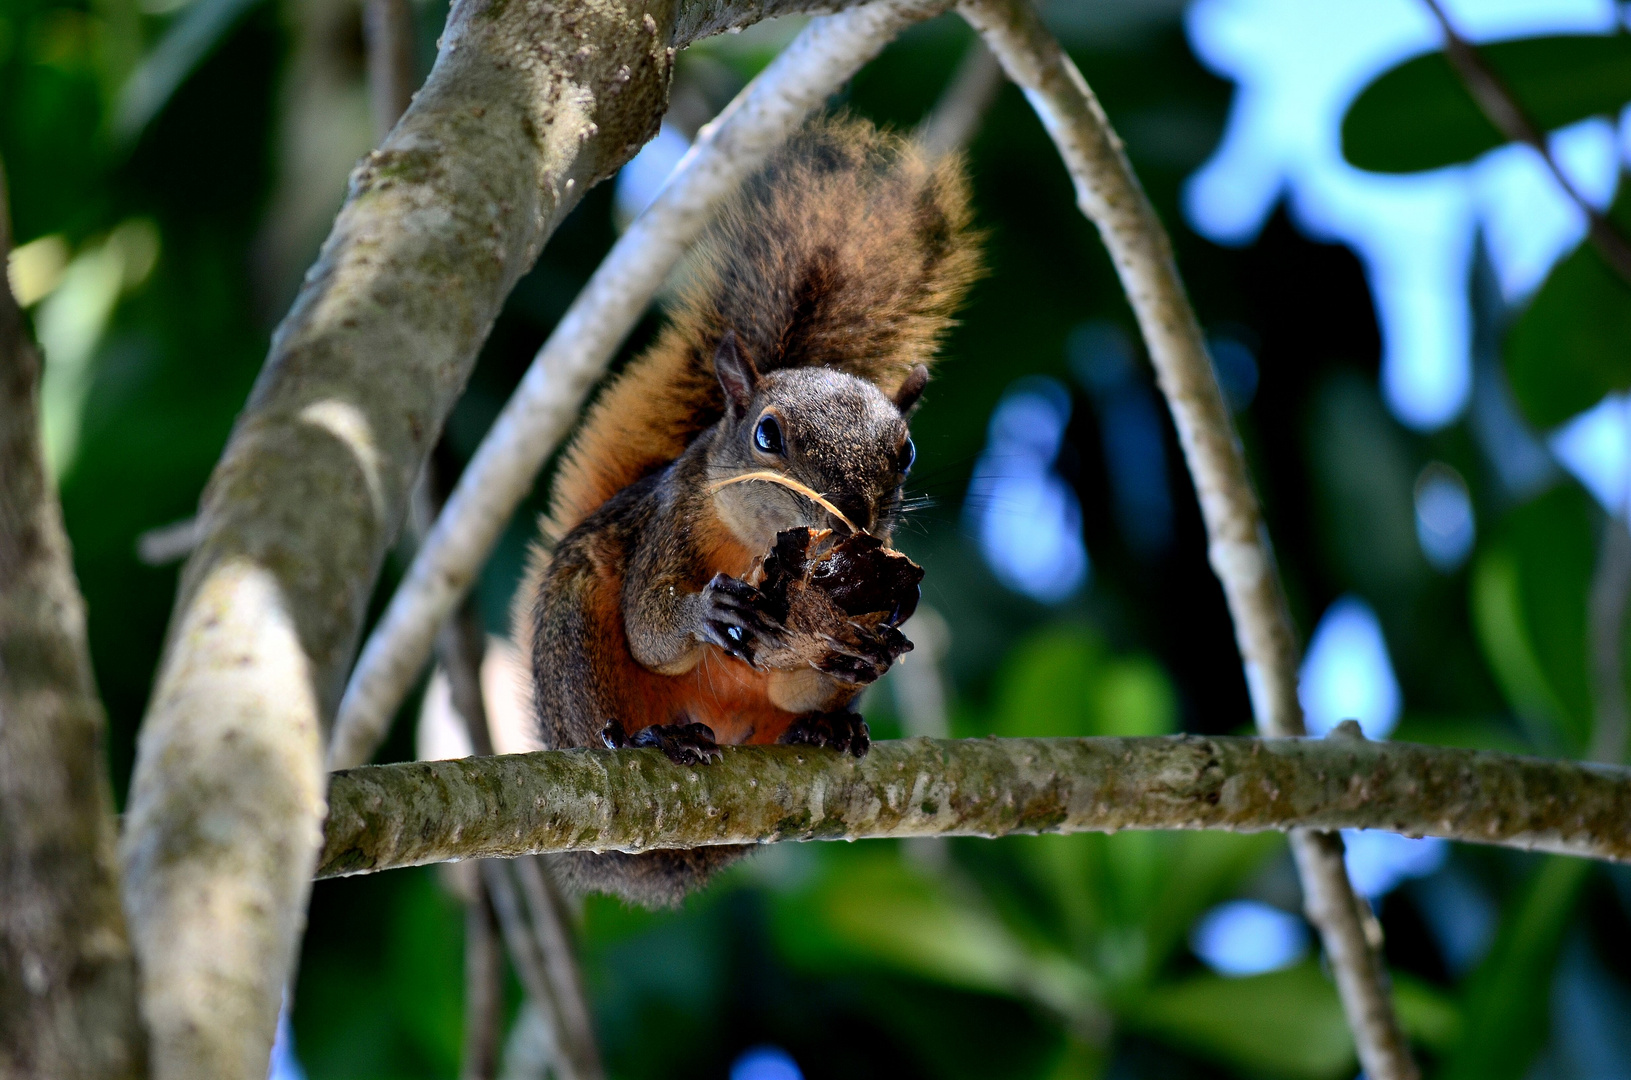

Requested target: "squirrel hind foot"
[
  {"left": 609, "top": 719, "right": 723, "bottom": 765},
  {"left": 779, "top": 709, "right": 870, "bottom": 758}
]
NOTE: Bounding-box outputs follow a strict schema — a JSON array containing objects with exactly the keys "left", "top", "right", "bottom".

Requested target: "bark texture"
[
  {"left": 117, "top": 1, "right": 880, "bottom": 1076},
  {"left": 0, "top": 164, "right": 145, "bottom": 1080},
  {"left": 957, "top": 4, "right": 1418, "bottom": 1072},
  {"left": 318, "top": 736, "right": 1631, "bottom": 877}
]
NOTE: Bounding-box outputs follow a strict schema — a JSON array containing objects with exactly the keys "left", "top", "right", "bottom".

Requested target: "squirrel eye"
[
  {"left": 898, "top": 437, "right": 916, "bottom": 477},
  {"left": 754, "top": 415, "right": 785, "bottom": 455}
]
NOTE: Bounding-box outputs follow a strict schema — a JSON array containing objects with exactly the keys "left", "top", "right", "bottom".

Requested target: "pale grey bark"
[
  {"left": 118, "top": 1, "right": 899, "bottom": 1077},
  {"left": 0, "top": 163, "right": 145, "bottom": 1080},
  {"left": 318, "top": 735, "right": 1631, "bottom": 877},
  {"left": 952, "top": 4, "right": 1418, "bottom": 1076}
]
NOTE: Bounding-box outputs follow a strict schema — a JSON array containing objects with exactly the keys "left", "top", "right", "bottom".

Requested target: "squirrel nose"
[{"left": 832, "top": 496, "right": 872, "bottom": 534}]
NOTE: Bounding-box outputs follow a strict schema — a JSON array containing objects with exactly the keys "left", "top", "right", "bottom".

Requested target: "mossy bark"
[{"left": 320, "top": 735, "right": 1631, "bottom": 877}]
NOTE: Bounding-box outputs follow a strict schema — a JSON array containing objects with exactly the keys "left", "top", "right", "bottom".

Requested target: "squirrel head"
[{"left": 705, "top": 332, "right": 924, "bottom": 550}]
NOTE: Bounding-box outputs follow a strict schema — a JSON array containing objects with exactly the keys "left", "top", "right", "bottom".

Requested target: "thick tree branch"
[
  {"left": 0, "top": 161, "right": 145, "bottom": 1078},
  {"left": 1420, "top": 0, "right": 1631, "bottom": 287},
  {"left": 330, "top": 0, "right": 953, "bottom": 770},
  {"left": 118, "top": 0, "right": 910, "bottom": 1076},
  {"left": 955, "top": 3, "right": 1418, "bottom": 1076},
  {"left": 318, "top": 735, "right": 1631, "bottom": 877}
]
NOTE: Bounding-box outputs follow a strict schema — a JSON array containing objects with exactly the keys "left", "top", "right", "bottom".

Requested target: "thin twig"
[
  {"left": 319, "top": 734, "right": 1631, "bottom": 877},
  {"left": 328, "top": 0, "right": 955, "bottom": 771},
  {"left": 460, "top": 889, "right": 503, "bottom": 1080},
  {"left": 0, "top": 156, "right": 145, "bottom": 1080},
  {"left": 512, "top": 858, "right": 602, "bottom": 1080},
  {"left": 1589, "top": 517, "right": 1631, "bottom": 765},
  {"left": 364, "top": 0, "right": 418, "bottom": 144},
  {"left": 954, "top": 3, "right": 1418, "bottom": 1076},
  {"left": 498, "top": 1003, "right": 557, "bottom": 1080},
  {"left": 481, "top": 862, "right": 572, "bottom": 1079},
  {"left": 1420, "top": 0, "right": 1631, "bottom": 286},
  {"left": 916, "top": 36, "right": 1004, "bottom": 159}
]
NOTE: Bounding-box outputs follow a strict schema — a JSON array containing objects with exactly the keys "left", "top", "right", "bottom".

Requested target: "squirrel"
[{"left": 516, "top": 116, "right": 980, "bottom": 907}]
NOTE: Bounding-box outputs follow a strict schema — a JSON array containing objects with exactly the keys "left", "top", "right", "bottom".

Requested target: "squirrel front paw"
[
  {"left": 604, "top": 719, "right": 723, "bottom": 765},
  {"left": 698, "top": 573, "right": 787, "bottom": 666},
  {"left": 779, "top": 709, "right": 870, "bottom": 757},
  {"left": 814, "top": 623, "right": 913, "bottom": 686}
]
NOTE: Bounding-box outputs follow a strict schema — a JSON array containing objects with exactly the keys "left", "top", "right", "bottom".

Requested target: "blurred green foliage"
[
  {"left": 1505, "top": 195, "right": 1631, "bottom": 429},
  {"left": 1342, "top": 33, "right": 1631, "bottom": 174},
  {"left": 1343, "top": 33, "right": 1631, "bottom": 455},
  {"left": 6, "top": 0, "right": 1631, "bottom": 1077}
]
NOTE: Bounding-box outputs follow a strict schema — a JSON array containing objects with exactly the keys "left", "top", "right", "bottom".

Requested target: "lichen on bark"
[{"left": 319, "top": 736, "right": 1631, "bottom": 878}]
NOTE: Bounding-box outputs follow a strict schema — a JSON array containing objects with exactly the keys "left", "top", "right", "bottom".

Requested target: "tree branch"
[
  {"left": 118, "top": 0, "right": 914, "bottom": 1076},
  {"left": 0, "top": 160, "right": 145, "bottom": 1078},
  {"left": 955, "top": 3, "right": 1418, "bottom": 1076},
  {"left": 329, "top": 0, "right": 954, "bottom": 771},
  {"left": 1421, "top": 0, "right": 1631, "bottom": 287},
  {"left": 318, "top": 735, "right": 1631, "bottom": 877}
]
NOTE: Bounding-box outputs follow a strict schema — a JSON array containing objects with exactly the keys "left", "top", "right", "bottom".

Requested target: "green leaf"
[
  {"left": 1470, "top": 486, "right": 1595, "bottom": 754},
  {"left": 989, "top": 626, "right": 1106, "bottom": 738},
  {"left": 1129, "top": 965, "right": 1354, "bottom": 1079},
  {"left": 1342, "top": 34, "right": 1631, "bottom": 174},
  {"left": 989, "top": 624, "right": 1177, "bottom": 739},
  {"left": 1129, "top": 965, "right": 1459, "bottom": 1080},
  {"left": 777, "top": 852, "right": 1100, "bottom": 1018},
  {"left": 1134, "top": 832, "right": 1282, "bottom": 978},
  {"left": 1506, "top": 233, "right": 1631, "bottom": 430},
  {"left": 1439, "top": 857, "right": 1592, "bottom": 1080},
  {"left": 1393, "top": 974, "right": 1462, "bottom": 1053}
]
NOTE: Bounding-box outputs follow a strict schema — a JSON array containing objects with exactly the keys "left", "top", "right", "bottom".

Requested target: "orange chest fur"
[{"left": 598, "top": 527, "right": 848, "bottom": 744}]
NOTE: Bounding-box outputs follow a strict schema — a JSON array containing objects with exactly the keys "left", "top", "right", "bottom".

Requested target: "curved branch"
[
  {"left": 330, "top": 0, "right": 953, "bottom": 771},
  {"left": 318, "top": 735, "right": 1631, "bottom": 877},
  {"left": 952, "top": 4, "right": 1416, "bottom": 1075}
]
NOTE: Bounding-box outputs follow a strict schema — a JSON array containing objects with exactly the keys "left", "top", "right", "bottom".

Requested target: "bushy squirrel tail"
[{"left": 546, "top": 113, "right": 982, "bottom": 538}]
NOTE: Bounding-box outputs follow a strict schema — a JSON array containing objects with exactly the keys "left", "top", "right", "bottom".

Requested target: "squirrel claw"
[
  {"left": 815, "top": 625, "right": 912, "bottom": 685},
  {"left": 780, "top": 709, "right": 870, "bottom": 758},
  {"left": 699, "top": 573, "right": 786, "bottom": 665},
  {"left": 627, "top": 720, "right": 723, "bottom": 765}
]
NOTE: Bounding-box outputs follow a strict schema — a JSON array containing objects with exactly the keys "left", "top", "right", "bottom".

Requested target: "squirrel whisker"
[{"left": 705, "top": 471, "right": 862, "bottom": 534}]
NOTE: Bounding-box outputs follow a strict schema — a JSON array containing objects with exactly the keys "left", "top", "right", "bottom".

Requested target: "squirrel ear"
[
  {"left": 893, "top": 364, "right": 930, "bottom": 414},
  {"left": 714, "top": 330, "right": 759, "bottom": 413}
]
